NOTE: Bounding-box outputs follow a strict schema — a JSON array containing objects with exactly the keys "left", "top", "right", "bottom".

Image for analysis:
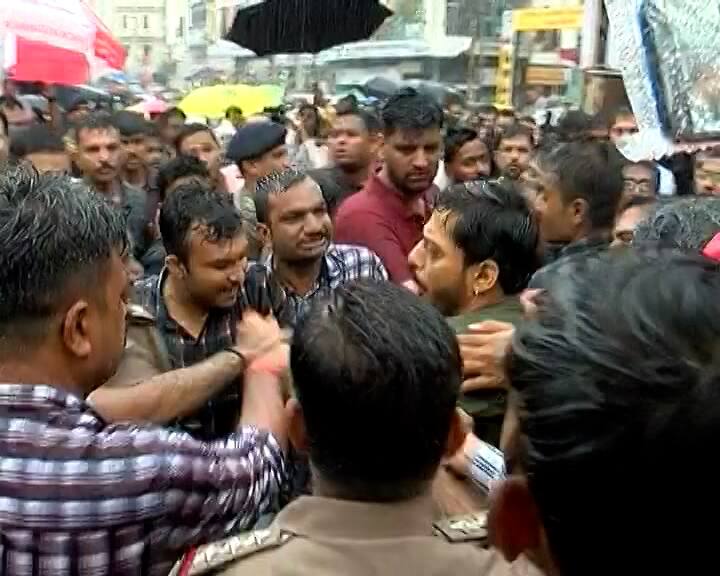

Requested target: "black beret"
[{"left": 227, "top": 121, "right": 287, "bottom": 163}]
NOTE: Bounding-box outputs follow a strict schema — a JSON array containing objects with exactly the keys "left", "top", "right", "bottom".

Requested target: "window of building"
[
  {"left": 484, "top": 19, "right": 495, "bottom": 37},
  {"left": 123, "top": 15, "right": 128, "bottom": 30},
  {"left": 446, "top": 1, "right": 460, "bottom": 35},
  {"left": 144, "top": 15, "right": 149, "bottom": 30}
]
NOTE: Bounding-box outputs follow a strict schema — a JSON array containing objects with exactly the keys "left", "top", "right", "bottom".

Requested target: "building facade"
[
  {"left": 116, "top": 0, "right": 167, "bottom": 75},
  {"left": 88, "top": 0, "right": 191, "bottom": 82}
]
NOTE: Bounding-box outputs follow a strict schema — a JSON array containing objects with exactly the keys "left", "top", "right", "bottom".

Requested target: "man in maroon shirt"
[{"left": 334, "top": 88, "right": 443, "bottom": 289}]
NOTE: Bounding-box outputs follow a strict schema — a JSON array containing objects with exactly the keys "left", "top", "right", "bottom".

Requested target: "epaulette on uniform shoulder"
[
  {"left": 126, "top": 303, "right": 156, "bottom": 325},
  {"left": 433, "top": 512, "right": 488, "bottom": 545},
  {"left": 169, "top": 528, "right": 293, "bottom": 576}
]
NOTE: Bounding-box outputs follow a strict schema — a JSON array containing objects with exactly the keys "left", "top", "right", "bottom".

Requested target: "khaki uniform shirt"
[
  {"left": 104, "top": 303, "right": 170, "bottom": 387},
  {"left": 172, "top": 495, "right": 510, "bottom": 576}
]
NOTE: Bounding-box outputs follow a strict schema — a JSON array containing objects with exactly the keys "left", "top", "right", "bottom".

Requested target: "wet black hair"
[
  {"left": 509, "top": 248, "right": 720, "bottom": 576},
  {"left": 381, "top": 87, "right": 443, "bottom": 136},
  {"left": 291, "top": 280, "right": 461, "bottom": 502}
]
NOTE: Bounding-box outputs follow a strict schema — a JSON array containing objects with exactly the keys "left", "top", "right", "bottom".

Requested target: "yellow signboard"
[
  {"left": 525, "top": 66, "right": 567, "bottom": 86},
  {"left": 512, "top": 7, "right": 584, "bottom": 32},
  {"left": 494, "top": 45, "right": 514, "bottom": 108}
]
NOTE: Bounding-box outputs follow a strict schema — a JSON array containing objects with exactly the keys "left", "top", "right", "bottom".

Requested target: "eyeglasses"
[{"left": 623, "top": 178, "right": 654, "bottom": 196}]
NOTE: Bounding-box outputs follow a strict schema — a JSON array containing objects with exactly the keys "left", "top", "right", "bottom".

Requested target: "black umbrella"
[
  {"left": 362, "top": 76, "right": 399, "bottom": 99},
  {"left": 404, "top": 80, "right": 465, "bottom": 106},
  {"left": 226, "top": 0, "right": 393, "bottom": 56}
]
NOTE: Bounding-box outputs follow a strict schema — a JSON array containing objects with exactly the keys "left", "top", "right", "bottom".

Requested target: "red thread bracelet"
[
  {"left": 247, "top": 357, "right": 286, "bottom": 379},
  {"left": 177, "top": 548, "right": 197, "bottom": 576}
]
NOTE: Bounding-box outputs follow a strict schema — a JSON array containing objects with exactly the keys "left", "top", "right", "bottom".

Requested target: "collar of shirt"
[
  {"left": 559, "top": 233, "right": 612, "bottom": 258},
  {"left": 137, "top": 268, "right": 244, "bottom": 342},
  {"left": 328, "top": 165, "right": 365, "bottom": 194},
  {"left": 447, "top": 297, "right": 523, "bottom": 334},
  {"left": 365, "top": 174, "right": 429, "bottom": 224},
  {"left": 269, "top": 247, "right": 336, "bottom": 297},
  {"left": 150, "top": 269, "right": 176, "bottom": 333},
  {"left": 276, "top": 493, "right": 438, "bottom": 540},
  {"left": 323, "top": 245, "right": 351, "bottom": 286},
  {"left": 108, "top": 179, "right": 127, "bottom": 208},
  {"left": 0, "top": 383, "right": 105, "bottom": 428}
]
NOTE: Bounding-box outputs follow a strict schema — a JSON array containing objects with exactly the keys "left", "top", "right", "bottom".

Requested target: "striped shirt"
[{"left": 0, "top": 383, "right": 287, "bottom": 576}]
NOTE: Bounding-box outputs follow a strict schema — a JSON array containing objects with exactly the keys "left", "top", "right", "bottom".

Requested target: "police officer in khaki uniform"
[
  {"left": 106, "top": 303, "right": 170, "bottom": 385},
  {"left": 171, "top": 281, "right": 511, "bottom": 576}
]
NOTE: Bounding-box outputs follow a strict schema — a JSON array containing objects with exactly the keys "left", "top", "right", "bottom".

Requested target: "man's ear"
[
  {"left": 62, "top": 300, "right": 92, "bottom": 359},
  {"left": 257, "top": 223, "right": 271, "bottom": 248},
  {"left": 243, "top": 159, "right": 258, "bottom": 179},
  {"left": 286, "top": 397, "right": 309, "bottom": 453},
  {"left": 489, "top": 475, "right": 543, "bottom": 562},
  {"left": 570, "top": 197, "right": 589, "bottom": 229},
  {"left": 444, "top": 408, "right": 467, "bottom": 458},
  {"left": 469, "top": 260, "right": 499, "bottom": 297},
  {"left": 165, "top": 254, "right": 185, "bottom": 279},
  {"left": 65, "top": 137, "right": 78, "bottom": 157}
]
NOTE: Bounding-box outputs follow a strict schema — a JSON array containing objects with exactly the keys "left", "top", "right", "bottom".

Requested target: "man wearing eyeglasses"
[
  {"left": 408, "top": 179, "right": 540, "bottom": 446},
  {"left": 609, "top": 107, "right": 676, "bottom": 195},
  {"left": 695, "top": 149, "right": 720, "bottom": 196},
  {"left": 622, "top": 160, "right": 658, "bottom": 201}
]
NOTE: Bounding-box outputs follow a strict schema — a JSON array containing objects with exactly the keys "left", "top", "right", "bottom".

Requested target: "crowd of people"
[{"left": 0, "top": 82, "right": 719, "bottom": 576}]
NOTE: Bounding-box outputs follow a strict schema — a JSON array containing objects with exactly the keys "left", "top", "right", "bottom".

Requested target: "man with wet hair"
[
  {"left": 0, "top": 165, "right": 288, "bottom": 575},
  {"left": 491, "top": 249, "right": 720, "bottom": 576},
  {"left": 250, "top": 168, "right": 387, "bottom": 327},
  {"left": 409, "top": 179, "right": 539, "bottom": 445},
  {"left": 175, "top": 281, "right": 509, "bottom": 575},
  {"left": 335, "top": 88, "right": 444, "bottom": 288}
]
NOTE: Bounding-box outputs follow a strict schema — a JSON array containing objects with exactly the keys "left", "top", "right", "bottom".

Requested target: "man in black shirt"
[
  {"left": 310, "top": 105, "right": 381, "bottom": 215},
  {"left": 529, "top": 141, "right": 624, "bottom": 288},
  {"left": 69, "top": 112, "right": 156, "bottom": 274},
  {"left": 114, "top": 110, "right": 158, "bottom": 192},
  {"left": 91, "top": 181, "right": 288, "bottom": 440}
]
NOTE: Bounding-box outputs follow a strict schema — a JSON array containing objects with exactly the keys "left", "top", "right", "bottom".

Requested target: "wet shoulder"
[{"left": 129, "top": 274, "right": 160, "bottom": 318}]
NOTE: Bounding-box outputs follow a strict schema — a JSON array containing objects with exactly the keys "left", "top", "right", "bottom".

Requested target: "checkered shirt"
[
  {"left": 131, "top": 268, "right": 286, "bottom": 441},
  {"left": 0, "top": 383, "right": 287, "bottom": 576},
  {"left": 247, "top": 244, "right": 388, "bottom": 328}
]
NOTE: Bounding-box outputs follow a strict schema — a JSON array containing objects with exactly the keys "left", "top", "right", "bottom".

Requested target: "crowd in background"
[{"left": 0, "top": 78, "right": 718, "bottom": 576}]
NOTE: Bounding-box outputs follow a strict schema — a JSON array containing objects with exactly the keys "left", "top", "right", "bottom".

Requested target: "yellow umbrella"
[{"left": 178, "top": 84, "right": 284, "bottom": 120}]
